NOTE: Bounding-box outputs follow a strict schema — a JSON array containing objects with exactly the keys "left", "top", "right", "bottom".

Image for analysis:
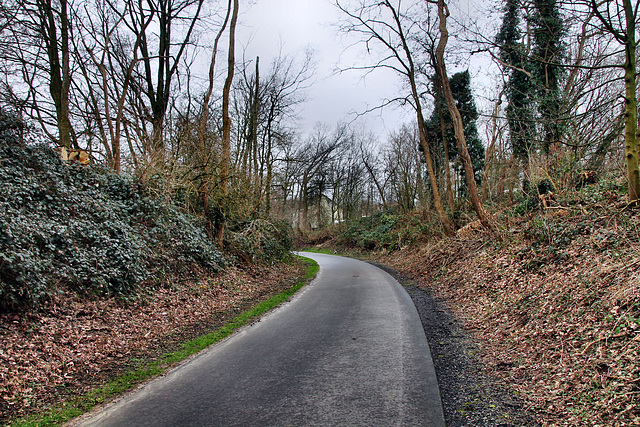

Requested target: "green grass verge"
[
  {"left": 297, "top": 247, "right": 336, "bottom": 255},
  {"left": 10, "top": 256, "right": 319, "bottom": 427}
]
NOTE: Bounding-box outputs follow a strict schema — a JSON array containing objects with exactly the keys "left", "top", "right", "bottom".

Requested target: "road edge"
[{"left": 11, "top": 257, "right": 319, "bottom": 427}]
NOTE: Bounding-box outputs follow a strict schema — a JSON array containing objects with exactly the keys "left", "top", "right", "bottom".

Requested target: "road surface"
[{"left": 76, "top": 252, "right": 444, "bottom": 426}]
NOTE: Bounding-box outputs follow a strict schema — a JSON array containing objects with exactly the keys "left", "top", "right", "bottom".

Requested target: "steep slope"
[
  {"left": 0, "top": 120, "right": 298, "bottom": 423},
  {"left": 376, "top": 191, "right": 639, "bottom": 426},
  {"left": 0, "top": 142, "right": 224, "bottom": 308}
]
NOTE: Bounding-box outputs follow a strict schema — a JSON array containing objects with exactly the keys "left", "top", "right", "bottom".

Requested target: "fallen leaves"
[
  {"left": 0, "top": 261, "right": 306, "bottom": 423},
  {"left": 374, "top": 206, "right": 640, "bottom": 426}
]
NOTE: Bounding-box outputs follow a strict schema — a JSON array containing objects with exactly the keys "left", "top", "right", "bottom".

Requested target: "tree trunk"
[
  {"left": 298, "top": 173, "right": 310, "bottom": 233},
  {"left": 436, "top": 89, "right": 455, "bottom": 212},
  {"left": 482, "top": 91, "right": 503, "bottom": 202},
  {"left": 41, "top": 0, "right": 74, "bottom": 149},
  {"left": 416, "top": 110, "right": 454, "bottom": 235},
  {"left": 251, "top": 57, "right": 260, "bottom": 204},
  {"left": 415, "top": 153, "right": 428, "bottom": 209},
  {"left": 198, "top": 0, "right": 231, "bottom": 236},
  {"left": 215, "top": 0, "right": 239, "bottom": 247},
  {"left": 265, "top": 161, "right": 273, "bottom": 215},
  {"left": 361, "top": 148, "right": 387, "bottom": 208},
  {"left": 623, "top": 0, "right": 640, "bottom": 201},
  {"left": 435, "top": 0, "right": 493, "bottom": 230},
  {"left": 381, "top": 0, "right": 453, "bottom": 234}
]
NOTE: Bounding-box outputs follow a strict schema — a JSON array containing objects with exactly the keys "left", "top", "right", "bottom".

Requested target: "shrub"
[
  {"left": 228, "top": 218, "right": 293, "bottom": 263},
  {"left": 335, "top": 210, "right": 434, "bottom": 251},
  {"left": 0, "top": 136, "right": 225, "bottom": 309}
]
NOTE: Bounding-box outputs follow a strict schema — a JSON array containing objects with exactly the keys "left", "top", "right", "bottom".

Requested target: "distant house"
[{"left": 290, "top": 195, "right": 340, "bottom": 231}]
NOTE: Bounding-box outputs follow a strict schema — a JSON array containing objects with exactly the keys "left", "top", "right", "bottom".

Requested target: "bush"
[
  {"left": 228, "top": 218, "right": 293, "bottom": 263},
  {"left": 0, "top": 137, "right": 225, "bottom": 309},
  {"left": 336, "top": 210, "right": 434, "bottom": 251},
  {"left": 576, "top": 176, "right": 626, "bottom": 204}
]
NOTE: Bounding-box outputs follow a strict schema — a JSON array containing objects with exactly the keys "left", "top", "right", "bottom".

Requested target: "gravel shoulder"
[{"left": 372, "top": 262, "right": 538, "bottom": 427}]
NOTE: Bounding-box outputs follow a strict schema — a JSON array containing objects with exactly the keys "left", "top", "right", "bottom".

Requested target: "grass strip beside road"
[
  {"left": 298, "top": 248, "right": 335, "bottom": 255},
  {"left": 11, "top": 256, "right": 319, "bottom": 427}
]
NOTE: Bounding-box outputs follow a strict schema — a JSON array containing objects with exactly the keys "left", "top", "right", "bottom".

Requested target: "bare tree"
[
  {"left": 384, "top": 124, "right": 423, "bottom": 213},
  {"left": 197, "top": 0, "right": 232, "bottom": 236},
  {"left": 293, "top": 124, "right": 346, "bottom": 232},
  {"left": 215, "top": 0, "right": 238, "bottom": 247},
  {"left": 74, "top": 0, "right": 155, "bottom": 173},
  {"left": 433, "top": 0, "right": 492, "bottom": 230},
  {"left": 360, "top": 138, "right": 388, "bottom": 209},
  {"left": 122, "top": 0, "right": 205, "bottom": 169},
  {"left": 336, "top": 0, "right": 455, "bottom": 235},
  {"left": 1, "top": 0, "right": 75, "bottom": 148},
  {"left": 40, "top": 0, "right": 74, "bottom": 148},
  {"left": 327, "top": 133, "right": 368, "bottom": 222},
  {"left": 257, "top": 52, "right": 314, "bottom": 215},
  {"left": 229, "top": 49, "right": 314, "bottom": 218},
  {"left": 586, "top": 0, "right": 640, "bottom": 201}
]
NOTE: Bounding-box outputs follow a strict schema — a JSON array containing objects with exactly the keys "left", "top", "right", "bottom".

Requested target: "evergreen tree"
[
  {"left": 426, "top": 70, "right": 484, "bottom": 196},
  {"left": 450, "top": 71, "right": 484, "bottom": 186},
  {"left": 530, "top": 0, "right": 567, "bottom": 153},
  {"left": 496, "top": 0, "right": 536, "bottom": 162}
]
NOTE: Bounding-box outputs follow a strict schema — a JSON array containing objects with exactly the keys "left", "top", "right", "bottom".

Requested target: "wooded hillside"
[
  {"left": 0, "top": 117, "right": 292, "bottom": 309},
  {"left": 304, "top": 180, "right": 639, "bottom": 426},
  {"left": 2, "top": 0, "right": 640, "bottom": 424},
  {"left": 1, "top": 0, "right": 637, "bottom": 236}
]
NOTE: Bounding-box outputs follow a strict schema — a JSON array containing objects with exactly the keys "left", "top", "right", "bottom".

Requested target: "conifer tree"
[
  {"left": 496, "top": 0, "right": 536, "bottom": 162},
  {"left": 427, "top": 70, "right": 485, "bottom": 196},
  {"left": 531, "top": 0, "right": 567, "bottom": 153}
]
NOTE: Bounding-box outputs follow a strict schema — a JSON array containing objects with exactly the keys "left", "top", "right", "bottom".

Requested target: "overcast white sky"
[
  {"left": 236, "top": 0, "right": 496, "bottom": 141},
  {"left": 238, "top": 0, "right": 412, "bottom": 139}
]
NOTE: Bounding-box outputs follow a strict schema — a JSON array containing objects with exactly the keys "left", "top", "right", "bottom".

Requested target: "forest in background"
[
  {"left": 0, "top": 0, "right": 637, "bottom": 239},
  {"left": 1, "top": 0, "right": 640, "bottom": 424}
]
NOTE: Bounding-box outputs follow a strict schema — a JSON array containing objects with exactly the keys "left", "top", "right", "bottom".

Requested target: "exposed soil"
[{"left": 0, "top": 261, "right": 306, "bottom": 425}]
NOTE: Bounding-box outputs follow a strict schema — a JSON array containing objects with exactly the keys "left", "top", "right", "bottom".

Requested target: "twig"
[
  {"left": 617, "top": 200, "right": 639, "bottom": 211},
  {"left": 581, "top": 332, "right": 627, "bottom": 355},
  {"left": 543, "top": 206, "right": 571, "bottom": 210}
]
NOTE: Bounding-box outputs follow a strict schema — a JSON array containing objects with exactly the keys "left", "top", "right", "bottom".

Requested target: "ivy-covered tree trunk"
[
  {"left": 531, "top": 0, "right": 566, "bottom": 153},
  {"left": 496, "top": 0, "right": 536, "bottom": 165},
  {"left": 435, "top": 0, "right": 492, "bottom": 231}
]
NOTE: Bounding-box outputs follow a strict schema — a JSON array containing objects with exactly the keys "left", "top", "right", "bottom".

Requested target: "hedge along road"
[{"left": 75, "top": 252, "right": 445, "bottom": 426}]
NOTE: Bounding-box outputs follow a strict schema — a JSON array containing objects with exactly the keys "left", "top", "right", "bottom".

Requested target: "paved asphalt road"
[{"left": 76, "top": 252, "right": 445, "bottom": 426}]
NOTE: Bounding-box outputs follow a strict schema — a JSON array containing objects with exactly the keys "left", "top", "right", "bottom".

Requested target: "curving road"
[{"left": 76, "top": 252, "right": 445, "bottom": 426}]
